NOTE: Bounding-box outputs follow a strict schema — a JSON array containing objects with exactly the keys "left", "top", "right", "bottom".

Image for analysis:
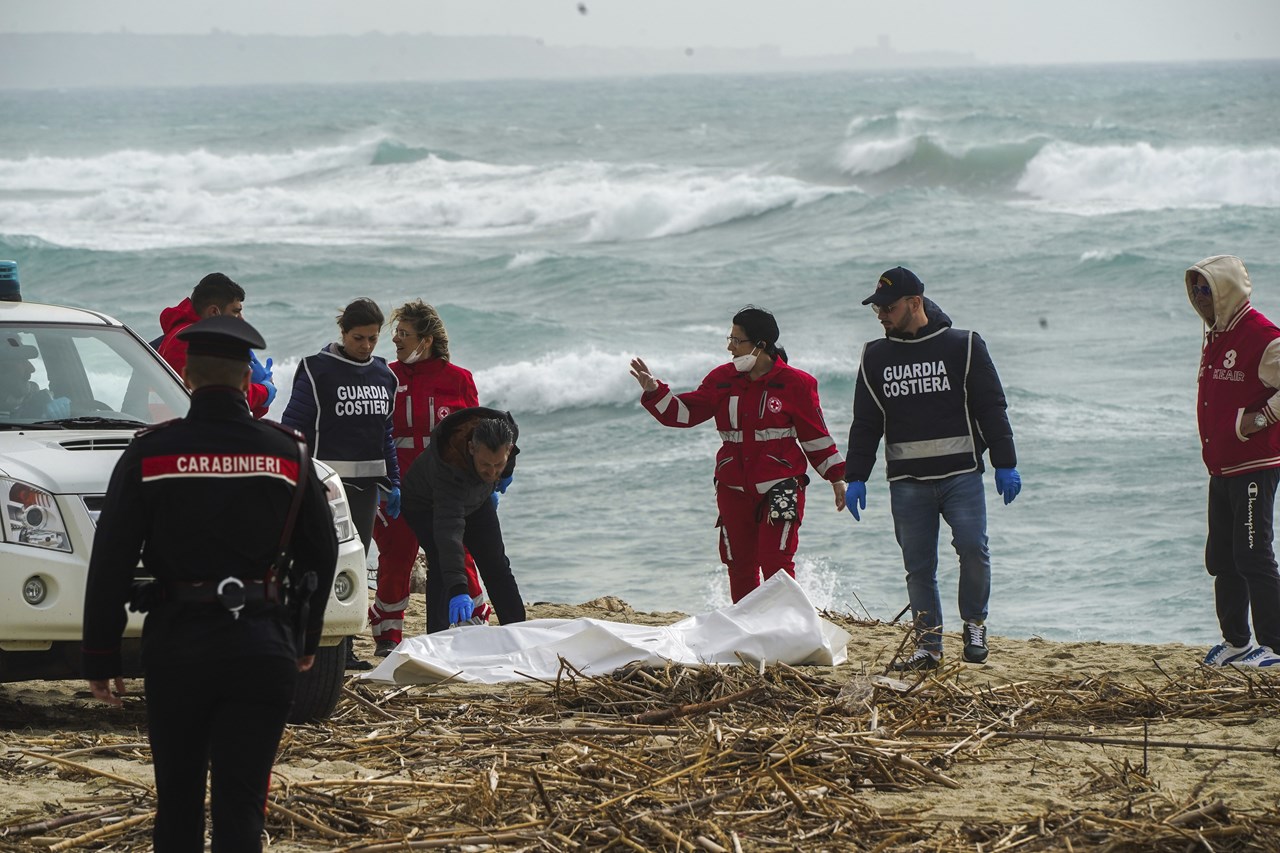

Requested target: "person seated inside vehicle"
[{"left": 0, "top": 339, "right": 70, "bottom": 420}]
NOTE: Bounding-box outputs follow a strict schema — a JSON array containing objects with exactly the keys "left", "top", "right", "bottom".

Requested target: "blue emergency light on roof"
[{"left": 0, "top": 261, "right": 19, "bottom": 302}]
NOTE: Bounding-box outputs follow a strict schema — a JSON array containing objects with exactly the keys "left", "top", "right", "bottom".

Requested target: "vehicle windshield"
[{"left": 0, "top": 323, "right": 190, "bottom": 427}]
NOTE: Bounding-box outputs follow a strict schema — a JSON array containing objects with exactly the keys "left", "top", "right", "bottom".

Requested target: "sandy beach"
[{"left": 2, "top": 595, "right": 1278, "bottom": 851}]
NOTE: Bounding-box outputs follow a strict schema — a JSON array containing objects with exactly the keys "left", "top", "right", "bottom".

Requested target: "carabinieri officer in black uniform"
[{"left": 82, "top": 316, "right": 338, "bottom": 853}]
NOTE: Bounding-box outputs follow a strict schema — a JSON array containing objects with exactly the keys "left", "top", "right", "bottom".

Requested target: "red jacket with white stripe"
[
  {"left": 641, "top": 359, "right": 845, "bottom": 492},
  {"left": 389, "top": 357, "right": 479, "bottom": 471},
  {"left": 1190, "top": 254, "right": 1280, "bottom": 477}
]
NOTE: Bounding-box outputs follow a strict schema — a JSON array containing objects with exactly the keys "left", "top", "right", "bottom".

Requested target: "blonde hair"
[{"left": 391, "top": 299, "right": 450, "bottom": 362}]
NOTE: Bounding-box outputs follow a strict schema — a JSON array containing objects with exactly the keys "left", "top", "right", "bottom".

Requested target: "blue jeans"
[{"left": 889, "top": 470, "right": 990, "bottom": 655}]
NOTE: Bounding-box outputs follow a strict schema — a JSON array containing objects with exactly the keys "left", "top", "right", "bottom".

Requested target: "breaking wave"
[
  {"left": 0, "top": 135, "right": 849, "bottom": 250},
  {"left": 1017, "top": 141, "right": 1280, "bottom": 211},
  {"left": 838, "top": 134, "right": 1047, "bottom": 188},
  {"left": 834, "top": 109, "right": 1280, "bottom": 209}
]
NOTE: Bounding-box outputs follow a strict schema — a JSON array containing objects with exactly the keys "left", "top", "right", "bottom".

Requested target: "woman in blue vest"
[{"left": 282, "top": 298, "right": 399, "bottom": 668}]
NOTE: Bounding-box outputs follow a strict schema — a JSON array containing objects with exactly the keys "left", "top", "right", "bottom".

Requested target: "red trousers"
[
  {"left": 369, "top": 510, "right": 484, "bottom": 645},
  {"left": 716, "top": 483, "right": 806, "bottom": 603}
]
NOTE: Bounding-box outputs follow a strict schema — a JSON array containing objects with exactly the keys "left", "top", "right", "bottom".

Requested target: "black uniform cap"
[{"left": 176, "top": 315, "right": 266, "bottom": 362}]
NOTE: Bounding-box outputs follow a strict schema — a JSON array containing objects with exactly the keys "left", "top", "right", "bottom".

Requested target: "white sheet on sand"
[{"left": 361, "top": 572, "right": 851, "bottom": 685}]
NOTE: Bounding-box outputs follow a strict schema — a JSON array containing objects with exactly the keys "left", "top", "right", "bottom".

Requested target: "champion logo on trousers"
[{"left": 1246, "top": 480, "right": 1259, "bottom": 550}]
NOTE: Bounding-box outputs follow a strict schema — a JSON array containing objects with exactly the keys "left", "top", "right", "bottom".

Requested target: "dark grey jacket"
[{"left": 401, "top": 407, "right": 518, "bottom": 594}]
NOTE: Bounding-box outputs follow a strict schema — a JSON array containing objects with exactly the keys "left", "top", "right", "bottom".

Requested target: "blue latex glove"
[
  {"left": 44, "top": 396, "right": 71, "bottom": 419},
  {"left": 995, "top": 467, "right": 1021, "bottom": 505},
  {"left": 260, "top": 379, "right": 277, "bottom": 408},
  {"left": 249, "top": 352, "right": 274, "bottom": 385},
  {"left": 490, "top": 490, "right": 500, "bottom": 509},
  {"left": 496, "top": 474, "right": 513, "bottom": 494},
  {"left": 385, "top": 486, "right": 401, "bottom": 519},
  {"left": 449, "top": 593, "right": 474, "bottom": 625},
  {"left": 845, "top": 481, "right": 867, "bottom": 521}
]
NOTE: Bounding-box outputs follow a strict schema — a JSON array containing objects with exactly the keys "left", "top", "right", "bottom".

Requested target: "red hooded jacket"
[
  {"left": 157, "top": 297, "right": 271, "bottom": 418},
  {"left": 1190, "top": 256, "right": 1280, "bottom": 477}
]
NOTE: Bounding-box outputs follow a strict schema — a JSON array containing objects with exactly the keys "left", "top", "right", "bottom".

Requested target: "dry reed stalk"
[
  {"left": 5, "top": 624, "right": 1279, "bottom": 852},
  {"left": 46, "top": 811, "right": 153, "bottom": 852},
  {"left": 0, "top": 805, "right": 123, "bottom": 836},
  {"left": 16, "top": 749, "right": 152, "bottom": 793}
]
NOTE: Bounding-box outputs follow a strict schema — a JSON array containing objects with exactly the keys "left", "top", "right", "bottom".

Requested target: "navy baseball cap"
[
  {"left": 177, "top": 316, "right": 266, "bottom": 362},
  {"left": 862, "top": 267, "right": 924, "bottom": 306}
]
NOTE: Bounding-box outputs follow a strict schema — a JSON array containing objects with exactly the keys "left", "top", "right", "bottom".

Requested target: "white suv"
[{"left": 0, "top": 300, "right": 367, "bottom": 722}]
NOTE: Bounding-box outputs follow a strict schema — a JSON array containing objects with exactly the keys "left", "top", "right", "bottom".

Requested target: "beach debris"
[
  {"left": 2, "top": 612, "right": 1279, "bottom": 850},
  {"left": 581, "top": 595, "right": 634, "bottom": 613}
]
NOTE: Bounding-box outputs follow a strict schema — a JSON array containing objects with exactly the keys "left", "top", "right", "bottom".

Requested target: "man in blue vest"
[{"left": 844, "top": 267, "right": 1021, "bottom": 670}]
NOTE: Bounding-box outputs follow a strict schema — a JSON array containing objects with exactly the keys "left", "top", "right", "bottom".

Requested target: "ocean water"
[{"left": 3, "top": 62, "right": 1279, "bottom": 646}]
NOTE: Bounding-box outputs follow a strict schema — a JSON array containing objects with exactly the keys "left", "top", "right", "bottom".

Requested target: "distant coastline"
[{"left": 0, "top": 31, "right": 978, "bottom": 89}]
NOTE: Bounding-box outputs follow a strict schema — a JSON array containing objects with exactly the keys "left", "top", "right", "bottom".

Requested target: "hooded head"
[{"left": 1187, "top": 255, "right": 1251, "bottom": 331}]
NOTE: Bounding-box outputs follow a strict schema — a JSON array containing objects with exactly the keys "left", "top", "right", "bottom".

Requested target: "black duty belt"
[{"left": 166, "top": 577, "right": 281, "bottom": 620}]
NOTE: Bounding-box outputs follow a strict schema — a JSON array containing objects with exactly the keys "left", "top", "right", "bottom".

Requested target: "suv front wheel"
[{"left": 288, "top": 640, "right": 347, "bottom": 724}]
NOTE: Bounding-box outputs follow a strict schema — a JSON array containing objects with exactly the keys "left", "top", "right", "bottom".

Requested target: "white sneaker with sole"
[
  {"left": 1203, "top": 641, "right": 1256, "bottom": 666},
  {"left": 1237, "top": 645, "right": 1280, "bottom": 667}
]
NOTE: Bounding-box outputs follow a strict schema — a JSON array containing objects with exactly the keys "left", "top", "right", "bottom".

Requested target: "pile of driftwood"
[{"left": 3, "top": 616, "right": 1279, "bottom": 851}]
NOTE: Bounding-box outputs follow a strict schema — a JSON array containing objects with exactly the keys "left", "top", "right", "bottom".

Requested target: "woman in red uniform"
[
  {"left": 630, "top": 306, "right": 846, "bottom": 602},
  {"left": 369, "top": 300, "right": 491, "bottom": 655}
]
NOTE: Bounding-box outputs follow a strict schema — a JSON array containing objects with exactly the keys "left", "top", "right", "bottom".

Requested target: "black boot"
[{"left": 344, "top": 637, "right": 373, "bottom": 671}]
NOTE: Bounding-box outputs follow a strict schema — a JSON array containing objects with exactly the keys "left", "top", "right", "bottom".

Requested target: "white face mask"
[
  {"left": 733, "top": 348, "right": 759, "bottom": 373},
  {"left": 401, "top": 340, "right": 430, "bottom": 364}
]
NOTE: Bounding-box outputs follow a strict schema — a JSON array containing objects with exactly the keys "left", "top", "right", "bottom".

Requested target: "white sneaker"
[
  {"left": 1237, "top": 645, "right": 1280, "bottom": 667},
  {"left": 1203, "top": 641, "right": 1256, "bottom": 666}
]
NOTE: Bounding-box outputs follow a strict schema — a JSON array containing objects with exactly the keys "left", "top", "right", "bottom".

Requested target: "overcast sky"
[{"left": 3, "top": 0, "right": 1278, "bottom": 65}]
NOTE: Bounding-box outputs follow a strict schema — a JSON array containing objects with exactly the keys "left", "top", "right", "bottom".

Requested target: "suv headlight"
[
  {"left": 321, "top": 472, "right": 356, "bottom": 543},
  {"left": 1, "top": 478, "right": 72, "bottom": 552}
]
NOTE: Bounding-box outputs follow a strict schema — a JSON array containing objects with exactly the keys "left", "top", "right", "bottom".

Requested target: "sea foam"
[
  {"left": 1017, "top": 141, "right": 1280, "bottom": 210},
  {"left": 0, "top": 137, "right": 847, "bottom": 250},
  {"left": 475, "top": 348, "right": 722, "bottom": 414},
  {"left": 0, "top": 137, "right": 382, "bottom": 192},
  {"left": 472, "top": 348, "right": 857, "bottom": 414}
]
